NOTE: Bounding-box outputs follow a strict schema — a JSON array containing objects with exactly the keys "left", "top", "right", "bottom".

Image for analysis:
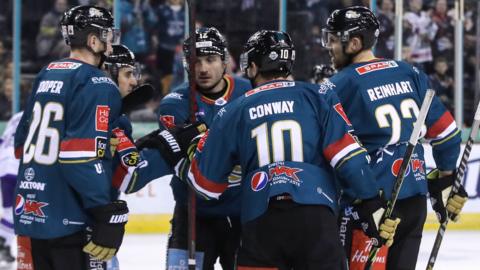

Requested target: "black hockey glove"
[
  {"left": 83, "top": 200, "right": 129, "bottom": 261},
  {"left": 427, "top": 169, "right": 468, "bottom": 223},
  {"left": 135, "top": 122, "right": 207, "bottom": 167},
  {"left": 351, "top": 195, "right": 401, "bottom": 248}
]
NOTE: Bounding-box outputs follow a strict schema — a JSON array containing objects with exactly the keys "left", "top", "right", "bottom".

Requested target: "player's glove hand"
[
  {"left": 427, "top": 169, "right": 468, "bottom": 223},
  {"left": 352, "top": 194, "right": 401, "bottom": 248},
  {"left": 83, "top": 200, "right": 129, "bottom": 261},
  {"left": 174, "top": 132, "right": 205, "bottom": 180},
  {"left": 135, "top": 122, "right": 207, "bottom": 167}
]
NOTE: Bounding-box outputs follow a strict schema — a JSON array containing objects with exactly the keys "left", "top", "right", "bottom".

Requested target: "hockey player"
[
  {"left": 13, "top": 6, "right": 129, "bottom": 270},
  {"left": 0, "top": 112, "right": 23, "bottom": 267},
  {"left": 158, "top": 27, "right": 251, "bottom": 270},
  {"left": 104, "top": 44, "right": 206, "bottom": 195},
  {"left": 321, "top": 6, "right": 468, "bottom": 269},
  {"left": 178, "top": 30, "right": 400, "bottom": 270}
]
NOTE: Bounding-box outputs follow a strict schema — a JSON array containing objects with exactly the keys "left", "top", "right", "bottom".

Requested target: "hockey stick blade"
[
  {"left": 425, "top": 100, "right": 480, "bottom": 270},
  {"left": 364, "top": 89, "right": 435, "bottom": 270}
]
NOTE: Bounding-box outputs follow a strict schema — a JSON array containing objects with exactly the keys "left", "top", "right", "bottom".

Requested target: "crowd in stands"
[{"left": 0, "top": 0, "right": 478, "bottom": 125}]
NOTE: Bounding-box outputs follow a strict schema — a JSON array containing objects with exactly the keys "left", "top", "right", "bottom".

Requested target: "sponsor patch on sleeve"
[
  {"left": 96, "top": 105, "right": 110, "bottom": 132},
  {"left": 355, "top": 60, "right": 398, "bottom": 75},
  {"left": 334, "top": 103, "right": 352, "bottom": 126},
  {"left": 95, "top": 136, "right": 107, "bottom": 158},
  {"left": 159, "top": 115, "right": 176, "bottom": 129}
]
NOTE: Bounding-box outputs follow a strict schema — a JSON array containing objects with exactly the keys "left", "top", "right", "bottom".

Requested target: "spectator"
[
  {"left": 119, "top": 0, "right": 157, "bottom": 62},
  {"left": 35, "top": 0, "right": 70, "bottom": 64},
  {"left": 376, "top": 0, "right": 395, "bottom": 58},
  {"left": 429, "top": 57, "right": 453, "bottom": 112},
  {"left": 403, "top": 0, "right": 438, "bottom": 72},
  {"left": 430, "top": 0, "right": 454, "bottom": 60},
  {"left": 154, "top": 0, "right": 185, "bottom": 96}
]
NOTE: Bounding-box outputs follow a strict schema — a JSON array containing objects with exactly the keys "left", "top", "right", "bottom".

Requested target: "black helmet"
[
  {"left": 240, "top": 30, "right": 295, "bottom": 75},
  {"left": 183, "top": 27, "right": 228, "bottom": 62},
  {"left": 104, "top": 45, "right": 141, "bottom": 82},
  {"left": 322, "top": 6, "right": 379, "bottom": 50},
  {"left": 60, "top": 5, "right": 119, "bottom": 47},
  {"left": 312, "top": 64, "right": 335, "bottom": 83}
]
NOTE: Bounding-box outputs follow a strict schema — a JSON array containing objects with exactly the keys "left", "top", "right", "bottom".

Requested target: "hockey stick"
[
  {"left": 364, "top": 89, "right": 436, "bottom": 270},
  {"left": 186, "top": 0, "right": 198, "bottom": 269},
  {"left": 425, "top": 101, "right": 480, "bottom": 270}
]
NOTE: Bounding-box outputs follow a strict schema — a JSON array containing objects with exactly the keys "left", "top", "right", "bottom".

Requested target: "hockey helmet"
[
  {"left": 322, "top": 6, "right": 379, "bottom": 50},
  {"left": 183, "top": 27, "right": 228, "bottom": 62},
  {"left": 60, "top": 5, "right": 120, "bottom": 47},
  {"left": 105, "top": 45, "right": 141, "bottom": 82},
  {"left": 240, "top": 30, "right": 295, "bottom": 75}
]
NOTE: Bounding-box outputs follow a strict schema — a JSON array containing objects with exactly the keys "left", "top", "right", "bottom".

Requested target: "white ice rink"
[{"left": 118, "top": 231, "right": 480, "bottom": 270}]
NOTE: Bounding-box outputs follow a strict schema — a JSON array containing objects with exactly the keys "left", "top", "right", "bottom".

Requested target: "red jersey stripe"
[
  {"left": 323, "top": 133, "right": 356, "bottom": 161},
  {"left": 60, "top": 138, "right": 96, "bottom": 151},
  {"left": 426, "top": 111, "right": 455, "bottom": 139},
  {"left": 191, "top": 158, "right": 228, "bottom": 193}
]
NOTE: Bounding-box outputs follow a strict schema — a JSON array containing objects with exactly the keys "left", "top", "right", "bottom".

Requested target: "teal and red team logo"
[
  {"left": 15, "top": 194, "right": 48, "bottom": 217},
  {"left": 251, "top": 171, "right": 269, "bottom": 191}
]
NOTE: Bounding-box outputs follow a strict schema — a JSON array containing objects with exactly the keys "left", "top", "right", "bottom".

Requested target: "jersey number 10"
[{"left": 251, "top": 120, "right": 304, "bottom": 167}]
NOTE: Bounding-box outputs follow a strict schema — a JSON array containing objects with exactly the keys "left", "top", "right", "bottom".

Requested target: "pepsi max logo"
[
  {"left": 391, "top": 158, "right": 411, "bottom": 177},
  {"left": 251, "top": 171, "right": 269, "bottom": 192},
  {"left": 411, "top": 159, "right": 425, "bottom": 173},
  {"left": 15, "top": 194, "right": 25, "bottom": 215},
  {"left": 15, "top": 195, "right": 48, "bottom": 217}
]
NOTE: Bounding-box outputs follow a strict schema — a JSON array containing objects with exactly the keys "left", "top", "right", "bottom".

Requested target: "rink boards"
[{"left": 124, "top": 143, "right": 480, "bottom": 233}]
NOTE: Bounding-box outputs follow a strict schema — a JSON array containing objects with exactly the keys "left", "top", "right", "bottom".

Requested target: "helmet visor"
[
  {"left": 98, "top": 27, "right": 121, "bottom": 45},
  {"left": 239, "top": 52, "right": 248, "bottom": 73},
  {"left": 321, "top": 29, "right": 338, "bottom": 49}
]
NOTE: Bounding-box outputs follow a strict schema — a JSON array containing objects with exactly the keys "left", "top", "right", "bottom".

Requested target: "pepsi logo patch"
[
  {"left": 96, "top": 105, "right": 110, "bottom": 132},
  {"left": 391, "top": 158, "right": 411, "bottom": 177},
  {"left": 251, "top": 171, "right": 269, "bottom": 192},
  {"left": 15, "top": 194, "right": 25, "bottom": 215},
  {"left": 355, "top": 61, "right": 398, "bottom": 75}
]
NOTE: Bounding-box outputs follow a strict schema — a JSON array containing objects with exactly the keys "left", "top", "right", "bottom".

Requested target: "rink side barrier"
[{"left": 1, "top": 122, "right": 480, "bottom": 233}]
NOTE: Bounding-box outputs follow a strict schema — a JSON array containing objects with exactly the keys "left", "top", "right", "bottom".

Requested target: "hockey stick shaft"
[
  {"left": 425, "top": 100, "right": 480, "bottom": 270},
  {"left": 364, "top": 89, "right": 436, "bottom": 270},
  {"left": 186, "top": 0, "right": 197, "bottom": 269}
]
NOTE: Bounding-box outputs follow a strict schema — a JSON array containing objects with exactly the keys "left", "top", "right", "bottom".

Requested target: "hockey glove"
[
  {"left": 175, "top": 132, "right": 205, "bottom": 182},
  {"left": 83, "top": 200, "right": 129, "bottom": 261},
  {"left": 135, "top": 122, "right": 207, "bottom": 167},
  {"left": 427, "top": 169, "right": 468, "bottom": 223},
  {"left": 352, "top": 195, "right": 401, "bottom": 248}
]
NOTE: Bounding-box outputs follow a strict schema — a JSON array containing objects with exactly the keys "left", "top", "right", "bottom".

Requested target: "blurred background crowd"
[{"left": 0, "top": 0, "right": 478, "bottom": 125}]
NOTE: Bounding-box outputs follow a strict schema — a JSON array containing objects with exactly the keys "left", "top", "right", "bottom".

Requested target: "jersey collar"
[{"left": 199, "top": 75, "right": 235, "bottom": 105}]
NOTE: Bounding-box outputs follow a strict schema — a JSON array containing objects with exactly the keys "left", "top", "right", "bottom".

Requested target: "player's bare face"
[
  {"left": 195, "top": 55, "right": 226, "bottom": 93},
  {"left": 325, "top": 34, "right": 348, "bottom": 69},
  {"left": 118, "top": 67, "right": 138, "bottom": 98}
]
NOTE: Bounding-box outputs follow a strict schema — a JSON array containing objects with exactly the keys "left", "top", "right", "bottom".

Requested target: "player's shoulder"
[
  {"left": 227, "top": 74, "right": 252, "bottom": 92},
  {"left": 161, "top": 83, "right": 189, "bottom": 104}
]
